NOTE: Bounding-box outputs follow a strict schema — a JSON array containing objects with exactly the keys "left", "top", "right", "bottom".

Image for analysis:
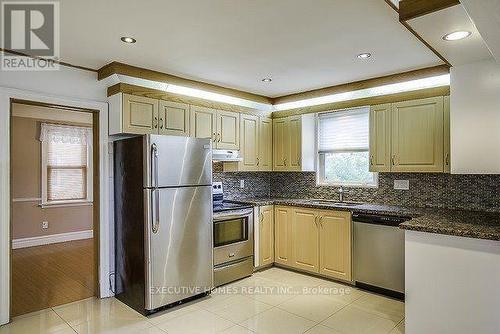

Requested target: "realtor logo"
[{"left": 1, "top": 1, "right": 60, "bottom": 70}]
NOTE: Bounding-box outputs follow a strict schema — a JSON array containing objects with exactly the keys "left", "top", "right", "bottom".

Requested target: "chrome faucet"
[{"left": 338, "top": 186, "right": 344, "bottom": 203}]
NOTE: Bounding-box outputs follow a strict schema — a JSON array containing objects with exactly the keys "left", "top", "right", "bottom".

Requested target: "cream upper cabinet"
[
  {"left": 216, "top": 110, "right": 240, "bottom": 150},
  {"left": 122, "top": 94, "right": 159, "bottom": 135},
  {"left": 159, "top": 100, "right": 190, "bottom": 137},
  {"left": 288, "top": 116, "right": 302, "bottom": 171},
  {"left": 273, "top": 118, "right": 289, "bottom": 171},
  {"left": 259, "top": 205, "right": 274, "bottom": 267},
  {"left": 259, "top": 117, "right": 273, "bottom": 171},
  {"left": 391, "top": 96, "right": 444, "bottom": 172},
  {"left": 274, "top": 206, "right": 293, "bottom": 266},
  {"left": 239, "top": 114, "right": 259, "bottom": 171},
  {"left": 292, "top": 207, "right": 319, "bottom": 273},
  {"left": 318, "top": 210, "right": 352, "bottom": 281},
  {"left": 444, "top": 96, "right": 450, "bottom": 173},
  {"left": 369, "top": 103, "right": 391, "bottom": 172},
  {"left": 190, "top": 106, "right": 217, "bottom": 143}
]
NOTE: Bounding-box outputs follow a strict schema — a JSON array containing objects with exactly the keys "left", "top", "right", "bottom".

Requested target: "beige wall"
[{"left": 11, "top": 105, "right": 94, "bottom": 239}]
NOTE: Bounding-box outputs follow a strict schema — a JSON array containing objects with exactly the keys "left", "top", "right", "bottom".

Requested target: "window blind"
[
  {"left": 40, "top": 124, "right": 91, "bottom": 202},
  {"left": 318, "top": 107, "right": 369, "bottom": 152}
]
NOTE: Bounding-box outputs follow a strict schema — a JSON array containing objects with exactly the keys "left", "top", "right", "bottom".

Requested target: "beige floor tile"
[
  {"left": 72, "top": 317, "right": 153, "bottom": 334},
  {"left": 389, "top": 319, "right": 405, "bottom": 334},
  {"left": 305, "top": 324, "right": 342, "bottom": 334},
  {"left": 318, "top": 282, "right": 367, "bottom": 304},
  {"left": 155, "top": 309, "right": 234, "bottom": 334},
  {"left": 239, "top": 307, "right": 316, "bottom": 334},
  {"left": 53, "top": 297, "right": 145, "bottom": 327},
  {"left": 322, "top": 305, "right": 398, "bottom": 334},
  {"left": 190, "top": 293, "right": 239, "bottom": 311},
  {"left": 147, "top": 301, "right": 200, "bottom": 325},
  {"left": 218, "top": 325, "right": 255, "bottom": 333},
  {"left": 0, "top": 309, "right": 71, "bottom": 334},
  {"left": 209, "top": 295, "right": 273, "bottom": 323},
  {"left": 351, "top": 294, "right": 405, "bottom": 323},
  {"left": 277, "top": 294, "right": 348, "bottom": 322}
]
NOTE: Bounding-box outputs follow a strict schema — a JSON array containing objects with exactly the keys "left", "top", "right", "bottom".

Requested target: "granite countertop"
[{"left": 230, "top": 197, "right": 500, "bottom": 241}]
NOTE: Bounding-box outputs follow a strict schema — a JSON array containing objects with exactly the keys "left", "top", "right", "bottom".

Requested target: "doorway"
[{"left": 9, "top": 101, "right": 99, "bottom": 317}]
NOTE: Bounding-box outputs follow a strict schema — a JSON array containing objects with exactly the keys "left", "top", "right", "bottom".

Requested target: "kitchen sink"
[{"left": 308, "top": 200, "right": 363, "bottom": 207}]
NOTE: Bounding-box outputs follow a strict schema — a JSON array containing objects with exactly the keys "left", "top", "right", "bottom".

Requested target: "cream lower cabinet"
[
  {"left": 318, "top": 210, "right": 352, "bottom": 281},
  {"left": 259, "top": 205, "right": 274, "bottom": 266},
  {"left": 274, "top": 206, "right": 352, "bottom": 281},
  {"left": 274, "top": 206, "right": 293, "bottom": 266},
  {"left": 291, "top": 208, "right": 319, "bottom": 273}
]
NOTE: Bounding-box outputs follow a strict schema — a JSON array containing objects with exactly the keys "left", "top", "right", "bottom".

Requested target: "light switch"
[
  {"left": 394, "top": 180, "right": 410, "bottom": 190},
  {"left": 240, "top": 180, "right": 245, "bottom": 188}
]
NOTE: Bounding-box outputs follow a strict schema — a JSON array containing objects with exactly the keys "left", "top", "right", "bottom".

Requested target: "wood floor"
[{"left": 11, "top": 238, "right": 95, "bottom": 317}]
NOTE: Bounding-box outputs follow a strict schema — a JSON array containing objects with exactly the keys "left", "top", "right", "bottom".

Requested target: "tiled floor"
[{"left": 0, "top": 267, "right": 405, "bottom": 334}]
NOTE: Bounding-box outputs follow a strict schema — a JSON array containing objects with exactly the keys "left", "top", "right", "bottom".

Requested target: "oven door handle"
[{"left": 213, "top": 209, "right": 254, "bottom": 222}]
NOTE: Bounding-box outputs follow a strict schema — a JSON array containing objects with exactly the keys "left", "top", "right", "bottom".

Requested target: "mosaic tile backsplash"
[{"left": 214, "top": 163, "right": 500, "bottom": 212}]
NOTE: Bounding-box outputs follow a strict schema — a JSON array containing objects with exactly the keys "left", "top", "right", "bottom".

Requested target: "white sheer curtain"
[{"left": 40, "top": 124, "right": 92, "bottom": 202}]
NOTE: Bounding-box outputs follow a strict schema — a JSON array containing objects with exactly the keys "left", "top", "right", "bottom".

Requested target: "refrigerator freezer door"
[
  {"left": 144, "top": 135, "right": 212, "bottom": 188},
  {"left": 145, "top": 186, "right": 213, "bottom": 310}
]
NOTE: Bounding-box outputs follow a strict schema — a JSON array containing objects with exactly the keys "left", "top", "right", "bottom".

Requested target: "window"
[
  {"left": 40, "top": 123, "right": 93, "bottom": 206},
  {"left": 317, "top": 107, "right": 377, "bottom": 187}
]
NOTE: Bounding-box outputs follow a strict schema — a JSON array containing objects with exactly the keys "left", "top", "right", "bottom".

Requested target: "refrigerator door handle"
[{"left": 152, "top": 143, "right": 160, "bottom": 234}]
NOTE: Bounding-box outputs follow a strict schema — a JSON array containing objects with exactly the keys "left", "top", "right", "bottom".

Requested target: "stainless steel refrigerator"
[{"left": 114, "top": 134, "right": 213, "bottom": 315}]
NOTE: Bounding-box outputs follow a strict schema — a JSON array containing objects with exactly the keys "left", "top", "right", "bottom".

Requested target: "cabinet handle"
[
  {"left": 391, "top": 155, "right": 396, "bottom": 166},
  {"left": 159, "top": 117, "right": 163, "bottom": 129},
  {"left": 283, "top": 158, "right": 287, "bottom": 166},
  {"left": 298, "top": 155, "right": 301, "bottom": 167},
  {"left": 319, "top": 216, "right": 324, "bottom": 228},
  {"left": 370, "top": 155, "right": 374, "bottom": 166},
  {"left": 153, "top": 117, "right": 158, "bottom": 129},
  {"left": 314, "top": 216, "right": 319, "bottom": 228},
  {"left": 445, "top": 153, "right": 450, "bottom": 166},
  {"left": 217, "top": 133, "right": 221, "bottom": 142},
  {"left": 256, "top": 157, "right": 260, "bottom": 166},
  {"left": 259, "top": 213, "right": 264, "bottom": 223},
  {"left": 213, "top": 132, "right": 217, "bottom": 142}
]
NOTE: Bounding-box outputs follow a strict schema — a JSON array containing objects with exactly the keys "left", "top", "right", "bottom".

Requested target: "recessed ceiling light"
[
  {"left": 262, "top": 78, "right": 272, "bottom": 82},
  {"left": 357, "top": 53, "right": 372, "bottom": 59},
  {"left": 121, "top": 36, "right": 136, "bottom": 44},
  {"left": 442, "top": 31, "right": 471, "bottom": 41}
]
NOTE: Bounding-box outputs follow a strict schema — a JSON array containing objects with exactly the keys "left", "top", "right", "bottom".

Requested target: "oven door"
[{"left": 213, "top": 208, "right": 254, "bottom": 266}]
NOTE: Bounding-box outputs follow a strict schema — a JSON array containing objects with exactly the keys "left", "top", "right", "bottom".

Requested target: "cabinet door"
[
  {"left": 273, "top": 118, "right": 289, "bottom": 171},
  {"left": 288, "top": 116, "right": 302, "bottom": 171},
  {"left": 190, "top": 106, "right": 217, "bottom": 143},
  {"left": 122, "top": 94, "right": 159, "bottom": 134},
  {"left": 292, "top": 207, "right": 319, "bottom": 273},
  {"left": 159, "top": 100, "right": 190, "bottom": 136},
  {"left": 259, "top": 117, "right": 273, "bottom": 171},
  {"left": 319, "top": 210, "right": 352, "bottom": 281},
  {"left": 444, "top": 96, "right": 450, "bottom": 173},
  {"left": 259, "top": 205, "right": 274, "bottom": 266},
  {"left": 217, "top": 110, "right": 240, "bottom": 149},
  {"left": 391, "top": 96, "right": 444, "bottom": 172},
  {"left": 369, "top": 104, "right": 391, "bottom": 172},
  {"left": 274, "top": 206, "right": 292, "bottom": 266},
  {"left": 240, "top": 114, "right": 259, "bottom": 171}
]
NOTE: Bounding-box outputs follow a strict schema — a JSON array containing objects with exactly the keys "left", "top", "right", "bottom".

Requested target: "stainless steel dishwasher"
[{"left": 353, "top": 213, "right": 410, "bottom": 300}]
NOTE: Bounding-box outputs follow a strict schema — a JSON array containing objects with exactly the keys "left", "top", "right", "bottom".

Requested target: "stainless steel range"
[{"left": 212, "top": 182, "right": 254, "bottom": 287}]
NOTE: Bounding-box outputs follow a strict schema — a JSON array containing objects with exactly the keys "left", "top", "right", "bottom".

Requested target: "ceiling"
[
  {"left": 407, "top": 5, "right": 493, "bottom": 66},
  {"left": 59, "top": 0, "right": 442, "bottom": 97}
]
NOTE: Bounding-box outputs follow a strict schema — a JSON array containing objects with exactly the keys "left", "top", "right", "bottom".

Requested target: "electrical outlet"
[
  {"left": 394, "top": 180, "right": 410, "bottom": 190},
  {"left": 41, "top": 221, "right": 49, "bottom": 229},
  {"left": 240, "top": 180, "right": 245, "bottom": 188}
]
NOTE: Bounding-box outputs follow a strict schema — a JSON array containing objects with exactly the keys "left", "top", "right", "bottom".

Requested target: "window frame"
[
  {"left": 315, "top": 108, "right": 378, "bottom": 188},
  {"left": 40, "top": 123, "right": 93, "bottom": 208}
]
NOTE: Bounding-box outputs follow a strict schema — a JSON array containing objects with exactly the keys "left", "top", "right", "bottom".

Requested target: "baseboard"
[{"left": 12, "top": 230, "right": 93, "bottom": 249}]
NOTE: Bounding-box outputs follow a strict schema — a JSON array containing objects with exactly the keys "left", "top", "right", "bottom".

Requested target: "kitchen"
[{"left": 1, "top": 1, "right": 500, "bottom": 334}]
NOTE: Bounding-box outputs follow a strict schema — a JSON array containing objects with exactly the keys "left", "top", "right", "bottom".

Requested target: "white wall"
[
  {"left": 450, "top": 59, "right": 500, "bottom": 174},
  {"left": 0, "top": 59, "right": 112, "bottom": 325},
  {"left": 405, "top": 231, "right": 500, "bottom": 334}
]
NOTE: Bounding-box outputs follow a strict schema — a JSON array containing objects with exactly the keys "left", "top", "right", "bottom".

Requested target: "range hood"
[{"left": 212, "top": 149, "right": 242, "bottom": 162}]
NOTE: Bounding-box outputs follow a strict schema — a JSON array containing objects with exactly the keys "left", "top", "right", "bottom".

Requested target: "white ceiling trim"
[
  {"left": 102, "top": 74, "right": 274, "bottom": 112},
  {"left": 274, "top": 74, "right": 450, "bottom": 111}
]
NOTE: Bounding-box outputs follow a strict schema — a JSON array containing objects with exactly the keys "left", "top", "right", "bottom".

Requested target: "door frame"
[{"left": 0, "top": 87, "right": 111, "bottom": 324}]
